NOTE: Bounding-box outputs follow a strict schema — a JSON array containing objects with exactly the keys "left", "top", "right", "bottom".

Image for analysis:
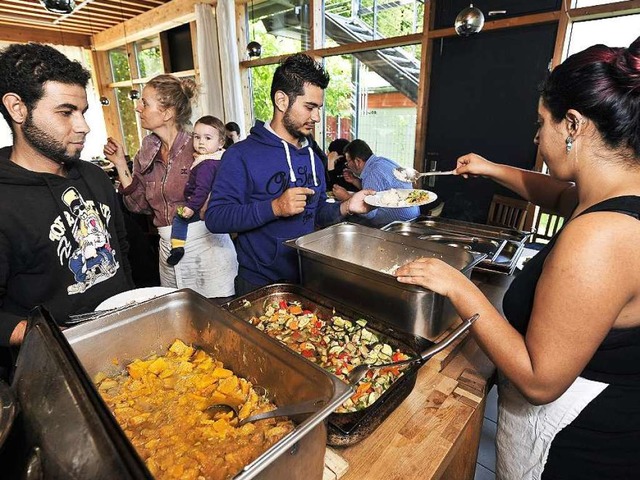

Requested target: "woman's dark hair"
[
  {"left": 270, "top": 53, "right": 330, "bottom": 105},
  {"left": 146, "top": 74, "right": 198, "bottom": 128},
  {"left": 328, "top": 138, "right": 350, "bottom": 156},
  {"left": 196, "top": 115, "right": 226, "bottom": 141},
  {"left": 225, "top": 121, "right": 240, "bottom": 134},
  {"left": 0, "top": 43, "right": 90, "bottom": 130},
  {"left": 540, "top": 36, "right": 640, "bottom": 158},
  {"left": 344, "top": 139, "right": 374, "bottom": 162}
]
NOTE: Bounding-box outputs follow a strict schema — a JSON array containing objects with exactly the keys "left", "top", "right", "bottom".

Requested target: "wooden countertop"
[{"left": 336, "top": 273, "right": 511, "bottom": 480}]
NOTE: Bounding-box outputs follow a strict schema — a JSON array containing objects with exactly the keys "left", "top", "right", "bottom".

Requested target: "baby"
[{"left": 167, "top": 115, "right": 226, "bottom": 265}]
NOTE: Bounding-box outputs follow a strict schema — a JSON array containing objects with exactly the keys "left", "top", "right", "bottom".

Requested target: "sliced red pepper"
[
  {"left": 301, "top": 349, "right": 314, "bottom": 358},
  {"left": 279, "top": 300, "right": 288, "bottom": 310}
]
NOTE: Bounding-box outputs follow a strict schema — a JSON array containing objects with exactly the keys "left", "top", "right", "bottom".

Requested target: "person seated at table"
[
  {"left": 395, "top": 36, "right": 640, "bottom": 479},
  {"left": 334, "top": 139, "right": 418, "bottom": 227},
  {"left": 327, "top": 138, "right": 359, "bottom": 193}
]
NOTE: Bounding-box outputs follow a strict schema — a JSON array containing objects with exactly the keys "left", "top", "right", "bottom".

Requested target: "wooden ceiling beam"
[
  {"left": 0, "top": 23, "right": 91, "bottom": 46},
  {"left": 92, "top": 0, "right": 216, "bottom": 50},
  {"left": 0, "top": 10, "right": 114, "bottom": 29}
]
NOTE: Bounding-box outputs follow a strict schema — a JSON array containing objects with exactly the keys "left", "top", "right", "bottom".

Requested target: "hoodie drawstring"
[
  {"left": 307, "top": 146, "right": 318, "bottom": 187},
  {"left": 281, "top": 140, "right": 319, "bottom": 187}
]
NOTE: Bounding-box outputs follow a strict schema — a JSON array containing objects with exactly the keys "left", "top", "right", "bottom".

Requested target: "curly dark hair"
[
  {"left": 0, "top": 43, "right": 90, "bottom": 130},
  {"left": 270, "top": 53, "right": 330, "bottom": 106}
]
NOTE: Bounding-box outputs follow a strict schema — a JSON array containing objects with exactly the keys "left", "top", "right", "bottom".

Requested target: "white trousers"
[{"left": 157, "top": 221, "right": 238, "bottom": 298}]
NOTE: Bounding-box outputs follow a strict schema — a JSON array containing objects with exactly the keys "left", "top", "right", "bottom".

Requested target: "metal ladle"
[
  {"left": 393, "top": 167, "right": 456, "bottom": 183},
  {"left": 205, "top": 398, "right": 327, "bottom": 426},
  {"left": 347, "top": 313, "right": 479, "bottom": 385}
]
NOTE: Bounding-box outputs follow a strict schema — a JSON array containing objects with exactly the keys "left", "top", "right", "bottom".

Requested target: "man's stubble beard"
[
  {"left": 282, "top": 106, "right": 306, "bottom": 141},
  {"left": 23, "top": 111, "right": 81, "bottom": 165}
]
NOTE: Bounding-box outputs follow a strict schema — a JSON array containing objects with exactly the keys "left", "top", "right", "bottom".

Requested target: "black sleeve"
[{"left": 0, "top": 230, "right": 24, "bottom": 347}]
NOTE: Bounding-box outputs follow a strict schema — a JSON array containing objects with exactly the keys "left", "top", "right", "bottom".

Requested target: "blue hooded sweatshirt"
[{"left": 205, "top": 121, "right": 344, "bottom": 286}]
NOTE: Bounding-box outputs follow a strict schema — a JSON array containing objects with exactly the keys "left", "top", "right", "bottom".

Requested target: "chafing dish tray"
[
  {"left": 224, "top": 284, "right": 432, "bottom": 447},
  {"left": 382, "top": 216, "right": 530, "bottom": 275},
  {"left": 284, "top": 222, "right": 485, "bottom": 340},
  {"left": 11, "top": 290, "right": 351, "bottom": 479}
]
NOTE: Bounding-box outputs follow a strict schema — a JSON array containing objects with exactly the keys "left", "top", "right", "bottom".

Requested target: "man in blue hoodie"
[{"left": 206, "top": 54, "right": 373, "bottom": 294}]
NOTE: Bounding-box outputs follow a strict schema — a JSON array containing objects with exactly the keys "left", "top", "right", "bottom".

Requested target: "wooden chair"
[
  {"left": 486, "top": 194, "right": 531, "bottom": 231},
  {"left": 531, "top": 208, "right": 565, "bottom": 244}
]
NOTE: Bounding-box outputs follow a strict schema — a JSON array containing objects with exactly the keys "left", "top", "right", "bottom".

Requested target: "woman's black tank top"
[{"left": 502, "top": 196, "right": 640, "bottom": 479}]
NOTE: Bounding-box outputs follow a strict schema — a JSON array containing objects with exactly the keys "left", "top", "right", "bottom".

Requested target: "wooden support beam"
[
  {"left": 414, "top": 1, "right": 434, "bottom": 172},
  {"left": 429, "top": 11, "right": 560, "bottom": 39},
  {"left": 0, "top": 24, "right": 91, "bottom": 47},
  {"left": 92, "top": 0, "right": 217, "bottom": 51},
  {"left": 569, "top": 0, "right": 640, "bottom": 20}
]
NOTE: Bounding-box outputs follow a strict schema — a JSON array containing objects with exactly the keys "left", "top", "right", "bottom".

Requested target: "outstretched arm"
[{"left": 456, "top": 153, "right": 577, "bottom": 217}]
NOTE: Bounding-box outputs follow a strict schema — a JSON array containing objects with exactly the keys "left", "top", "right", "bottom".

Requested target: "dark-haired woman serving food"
[{"left": 396, "top": 37, "right": 640, "bottom": 479}]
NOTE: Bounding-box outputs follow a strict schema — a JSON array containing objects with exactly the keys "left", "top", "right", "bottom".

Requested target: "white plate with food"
[
  {"left": 364, "top": 189, "right": 437, "bottom": 208},
  {"left": 95, "top": 287, "right": 177, "bottom": 311}
]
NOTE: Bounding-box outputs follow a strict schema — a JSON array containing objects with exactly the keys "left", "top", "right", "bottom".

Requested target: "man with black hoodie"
[
  {"left": 0, "top": 43, "right": 133, "bottom": 354},
  {"left": 206, "top": 54, "right": 373, "bottom": 294}
]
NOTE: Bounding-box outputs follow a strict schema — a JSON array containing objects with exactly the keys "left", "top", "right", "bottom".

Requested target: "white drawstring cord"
[
  {"left": 308, "top": 146, "right": 318, "bottom": 187},
  {"left": 281, "top": 140, "right": 297, "bottom": 182}
]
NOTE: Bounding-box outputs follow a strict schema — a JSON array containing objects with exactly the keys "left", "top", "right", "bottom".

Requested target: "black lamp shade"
[
  {"left": 40, "top": 0, "right": 76, "bottom": 14},
  {"left": 99, "top": 96, "right": 110, "bottom": 106},
  {"left": 247, "top": 41, "right": 262, "bottom": 58}
]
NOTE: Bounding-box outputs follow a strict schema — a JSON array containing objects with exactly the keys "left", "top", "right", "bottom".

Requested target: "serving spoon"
[
  {"left": 206, "top": 398, "right": 327, "bottom": 426},
  {"left": 393, "top": 167, "right": 456, "bottom": 183},
  {"left": 347, "top": 313, "right": 479, "bottom": 385}
]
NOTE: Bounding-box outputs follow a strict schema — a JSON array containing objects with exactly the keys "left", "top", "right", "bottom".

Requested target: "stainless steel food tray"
[
  {"left": 54, "top": 289, "right": 352, "bottom": 480},
  {"left": 383, "top": 216, "right": 530, "bottom": 275},
  {"left": 224, "top": 284, "right": 433, "bottom": 446},
  {"left": 285, "top": 222, "right": 485, "bottom": 340}
]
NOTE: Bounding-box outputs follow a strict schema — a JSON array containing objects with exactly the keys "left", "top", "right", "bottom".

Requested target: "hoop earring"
[{"left": 565, "top": 136, "right": 574, "bottom": 153}]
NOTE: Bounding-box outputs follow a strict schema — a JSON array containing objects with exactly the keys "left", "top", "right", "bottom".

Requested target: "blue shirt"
[{"left": 359, "top": 155, "right": 420, "bottom": 227}]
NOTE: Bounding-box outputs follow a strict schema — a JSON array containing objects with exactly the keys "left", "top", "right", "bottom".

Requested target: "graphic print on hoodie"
[
  {"left": 0, "top": 146, "right": 133, "bottom": 344},
  {"left": 54, "top": 186, "right": 120, "bottom": 294}
]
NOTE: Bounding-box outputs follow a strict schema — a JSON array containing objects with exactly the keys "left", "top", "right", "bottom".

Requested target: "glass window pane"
[
  {"left": 323, "top": 46, "right": 420, "bottom": 168},
  {"left": 324, "top": 0, "right": 424, "bottom": 48},
  {"left": 114, "top": 87, "right": 141, "bottom": 157},
  {"left": 135, "top": 36, "right": 163, "bottom": 79},
  {"left": 567, "top": 14, "right": 640, "bottom": 56},
  {"left": 109, "top": 47, "right": 131, "bottom": 82},
  {"left": 250, "top": 64, "right": 278, "bottom": 123},
  {"left": 249, "top": 0, "right": 311, "bottom": 57}
]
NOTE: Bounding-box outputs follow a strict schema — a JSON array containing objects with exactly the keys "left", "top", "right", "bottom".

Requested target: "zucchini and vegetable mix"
[{"left": 248, "top": 300, "right": 411, "bottom": 412}]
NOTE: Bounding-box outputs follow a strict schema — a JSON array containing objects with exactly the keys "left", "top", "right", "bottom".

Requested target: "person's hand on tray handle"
[{"left": 395, "top": 257, "right": 471, "bottom": 298}]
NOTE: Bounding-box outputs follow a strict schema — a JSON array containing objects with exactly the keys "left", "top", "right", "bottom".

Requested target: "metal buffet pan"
[
  {"left": 382, "top": 216, "right": 530, "bottom": 275},
  {"left": 284, "top": 222, "right": 485, "bottom": 340},
  {"left": 10, "top": 290, "right": 351, "bottom": 480},
  {"left": 224, "top": 284, "right": 433, "bottom": 447}
]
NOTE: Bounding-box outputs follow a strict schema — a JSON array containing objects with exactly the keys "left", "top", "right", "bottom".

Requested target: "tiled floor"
[{"left": 474, "top": 385, "right": 498, "bottom": 480}]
